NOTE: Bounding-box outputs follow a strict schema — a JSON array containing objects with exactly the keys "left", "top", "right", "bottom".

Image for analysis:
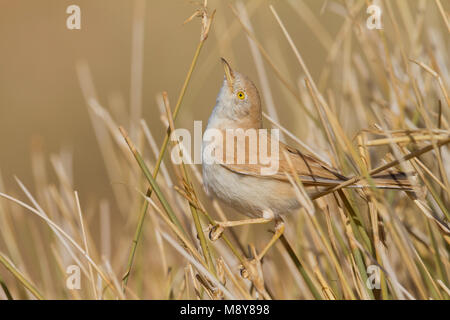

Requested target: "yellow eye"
[{"left": 237, "top": 91, "right": 245, "bottom": 100}]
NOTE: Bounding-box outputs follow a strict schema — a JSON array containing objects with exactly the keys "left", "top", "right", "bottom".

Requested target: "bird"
[{"left": 202, "top": 58, "right": 414, "bottom": 260}]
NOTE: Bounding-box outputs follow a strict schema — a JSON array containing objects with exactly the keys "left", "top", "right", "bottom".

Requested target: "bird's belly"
[{"left": 202, "top": 163, "right": 300, "bottom": 218}]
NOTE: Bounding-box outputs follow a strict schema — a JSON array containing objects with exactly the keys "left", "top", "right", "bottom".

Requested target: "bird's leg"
[
  {"left": 209, "top": 210, "right": 274, "bottom": 241},
  {"left": 215, "top": 217, "right": 272, "bottom": 228},
  {"left": 239, "top": 217, "right": 284, "bottom": 285},
  {"left": 256, "top": 218, "right": 285, "bottom": 261}
]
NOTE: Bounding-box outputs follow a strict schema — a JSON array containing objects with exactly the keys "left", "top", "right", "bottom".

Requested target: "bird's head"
[{"left": 215, "top": 58, "right": 261, "bottom": 124}]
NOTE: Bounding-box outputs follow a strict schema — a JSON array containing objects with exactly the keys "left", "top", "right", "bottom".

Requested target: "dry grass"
[{"left": 0, "top": 0, "right": 449, "bottom": 300}]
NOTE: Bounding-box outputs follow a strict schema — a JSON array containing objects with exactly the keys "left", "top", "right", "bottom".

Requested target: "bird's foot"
[
  {"left": 238, "top": 247, "right": 270, "bottom": 299},
  {"left": 208, "top": 223, "right": 225, "bottom": 241}
]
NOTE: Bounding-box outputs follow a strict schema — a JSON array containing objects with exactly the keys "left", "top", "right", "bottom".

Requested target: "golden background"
[
  {"left": 0, "top": 0, "right": 448, "bottom": 300},
  {"left": 0, "top": 0, "right": 352, "bottom": 201}
]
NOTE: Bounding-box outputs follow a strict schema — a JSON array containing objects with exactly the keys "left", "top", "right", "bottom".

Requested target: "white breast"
[{"left": 202, "top": 160, "right": 300, "bottom": 218}]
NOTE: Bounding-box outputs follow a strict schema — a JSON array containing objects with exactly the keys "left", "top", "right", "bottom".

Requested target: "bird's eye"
[{"left": 237, "top": 91, "right": 245, "bottom": 100}]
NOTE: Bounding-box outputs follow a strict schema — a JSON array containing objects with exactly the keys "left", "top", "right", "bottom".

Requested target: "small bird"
[{"left": 202, "top": 58, "right": 413, "bottom": 259}]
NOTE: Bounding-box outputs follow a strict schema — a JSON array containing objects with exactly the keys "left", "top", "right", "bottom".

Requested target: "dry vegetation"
[{"left": 0, "top": 0, "right": 449, "bottom": 300}]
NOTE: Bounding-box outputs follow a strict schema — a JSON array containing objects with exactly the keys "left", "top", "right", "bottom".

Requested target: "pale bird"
[{"left": 202, "top": 58, "right": 413, "bottom": 260}]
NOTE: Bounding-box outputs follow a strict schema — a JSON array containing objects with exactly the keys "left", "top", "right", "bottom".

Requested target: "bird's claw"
[
  {"left": 238, "top": 258, "right": 266, "bottom": 295},
  {"left": 209, "top": 224, "right": 225, "bottom": 241},
  {"left": 239, "top": 264, "right": 250, "bottom": 279}
]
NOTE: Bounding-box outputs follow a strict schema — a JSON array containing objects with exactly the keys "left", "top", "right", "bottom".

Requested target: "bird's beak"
[{"left": 221, "top": 57, "right": 234, "bottom": 92}]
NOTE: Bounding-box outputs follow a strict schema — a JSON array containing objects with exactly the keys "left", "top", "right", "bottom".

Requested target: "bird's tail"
[{"left": 353, "top": 172, "right": 416, "bottom": 191}]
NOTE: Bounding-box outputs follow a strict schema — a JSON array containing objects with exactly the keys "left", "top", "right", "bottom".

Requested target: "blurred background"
[
  {"left": 0, "top": 0, "right": 351, "bottom": 201},
  {"left": 1, "top": 0, "right": 447, "bottom": 203}
]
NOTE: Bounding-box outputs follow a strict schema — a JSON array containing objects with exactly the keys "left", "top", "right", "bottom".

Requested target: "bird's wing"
[{"left": 218, "top": 133, "right": 347, "bottom": 186}]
